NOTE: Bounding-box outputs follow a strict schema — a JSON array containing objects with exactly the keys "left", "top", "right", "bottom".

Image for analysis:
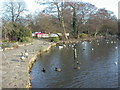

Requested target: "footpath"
[{"left": 1, "top": 39, "right": 56, "bottom": 88}]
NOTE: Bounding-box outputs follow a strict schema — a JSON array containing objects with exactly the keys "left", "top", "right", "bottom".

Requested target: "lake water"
[{"left": 30, "top": 37, "right": 119, "bottom": 88}]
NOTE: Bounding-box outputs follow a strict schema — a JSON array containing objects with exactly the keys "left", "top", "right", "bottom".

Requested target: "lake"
[{"left": 30, "top": 37, "right": 119, "bottom": 88}]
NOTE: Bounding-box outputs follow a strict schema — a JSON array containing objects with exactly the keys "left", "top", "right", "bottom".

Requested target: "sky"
[
  {"left": 0, "top": 0, "right": 119, "bottom": 18},
  {"left": 23, "top": 0, "right": 119, "bottom": 17}
]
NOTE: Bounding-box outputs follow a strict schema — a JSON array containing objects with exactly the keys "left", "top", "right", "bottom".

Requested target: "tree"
[{"left": 2, "top": 0, "right": 27, "bottom": 22}]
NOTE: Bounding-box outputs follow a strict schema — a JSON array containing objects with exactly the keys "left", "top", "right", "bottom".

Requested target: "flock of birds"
[
  {"left": 58, "top": 39, "right": 118, "bottom": 51},
  {"left": 57, "top": 39, "right": 118, "bottom": 68}
]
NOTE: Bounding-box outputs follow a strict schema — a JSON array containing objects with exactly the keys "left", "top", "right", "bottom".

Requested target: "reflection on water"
[{"left": 31, "top": 38, "right": 119, "bottom": 88}]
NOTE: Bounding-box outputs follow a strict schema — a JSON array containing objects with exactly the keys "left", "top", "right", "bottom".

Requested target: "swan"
[
  {"left": 20, "top": 52, "right": 25, "bottom": 60},
  {"left": 115, "top": 47, "right": 118, "bottom": 49},
  {"left": 59, "top": 46, "right": 63, "bottom": 49},
  {"left": 55, "top": 67, "right": 62, "bottom": 72}
]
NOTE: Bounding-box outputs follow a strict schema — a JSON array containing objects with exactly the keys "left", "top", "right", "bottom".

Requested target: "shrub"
[
  {"left": 19, "top": 37, "right": 33, "bottom": 42},
  {"left": 79, "top": 33, "right": 88, "bottom": 38},
  {"left": 51, "top": 37, "right": 59, "bottom": 42},
  {"left": 10, "top": 41, "right": 17, "bottom": 43}
]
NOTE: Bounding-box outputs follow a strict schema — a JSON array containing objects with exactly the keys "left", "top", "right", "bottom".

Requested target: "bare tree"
[{"left": 2, "top": 0, "right": 27, "bottom": 22}]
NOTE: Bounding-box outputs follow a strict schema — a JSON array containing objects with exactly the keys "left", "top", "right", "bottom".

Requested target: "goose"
[
  {"left": 59, "top": 46, "right": 63, "bottom": 49},
  {"left": 42, "top": 68, "right": 46, "bottom": 72},
  {"left": 55, "top": 67, "right": 62, "bottom": 72},
  {"left": 20, "top": 52, "right": 25, "bottom": 60},
  {"left": 24, "top": 50, "right": 29, "bottom": 58}
]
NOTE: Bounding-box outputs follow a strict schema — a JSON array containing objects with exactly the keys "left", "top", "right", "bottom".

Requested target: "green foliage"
[
  {"left": 2, "top": 40, "right": 9, "bottom": 42},
  {"left": 51, "top": 37, "right": 59, "bottom": 42},
  {"left": 10, "top": 41, "right": 17, "bottom": 43},
  {"left": 19, "top": 37, "right": 33, "bottom": 42},
  {"left": 5, "top": 22, "right": 33, "bottom": 42},
  {"left": 79, "top": 33, "right": 88, "bottom": 38}
]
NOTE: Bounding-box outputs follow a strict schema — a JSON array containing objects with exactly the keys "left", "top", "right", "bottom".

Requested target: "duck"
[
  {"left": 42, "top": 68, "right": 46, "bottom": 72},
  {"left": 55, "top": 67, "right": 62, "bottom": 72},
  {"left": 83, "top": 49, "right": 85, "bottom": 50}
]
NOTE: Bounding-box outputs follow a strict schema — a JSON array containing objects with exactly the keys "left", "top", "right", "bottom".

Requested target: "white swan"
[{"left": 59, "top": 46, "right": 63, "bottom": 49}]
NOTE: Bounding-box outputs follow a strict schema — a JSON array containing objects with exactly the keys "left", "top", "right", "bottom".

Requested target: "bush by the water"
[
  {"left": 51, "top": 37, "right": 59, "bottom": 42},
  {"left": 79, "top": 33, "right": 88, "bottom": 38}
]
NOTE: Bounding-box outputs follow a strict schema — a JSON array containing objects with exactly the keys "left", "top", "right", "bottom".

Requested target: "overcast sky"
[
  {"left": 0, "top": 0, "right": 119, "bottom": 18},
  {"left": 23, "top": 0, "right": 119, "bottom": 18}
]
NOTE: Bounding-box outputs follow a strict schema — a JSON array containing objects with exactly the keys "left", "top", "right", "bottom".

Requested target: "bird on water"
[{"left": 42, "top": 68, "right": 46, "bottom": 72}]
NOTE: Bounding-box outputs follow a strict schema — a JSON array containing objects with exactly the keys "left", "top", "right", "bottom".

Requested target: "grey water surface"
[{"left": 31, "top": 38, "right": 119, "bottom": 88}]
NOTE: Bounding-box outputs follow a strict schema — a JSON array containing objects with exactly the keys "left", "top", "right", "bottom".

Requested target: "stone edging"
[{"left": 26, "top": 43, "right": 56, "bottom": 88}]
